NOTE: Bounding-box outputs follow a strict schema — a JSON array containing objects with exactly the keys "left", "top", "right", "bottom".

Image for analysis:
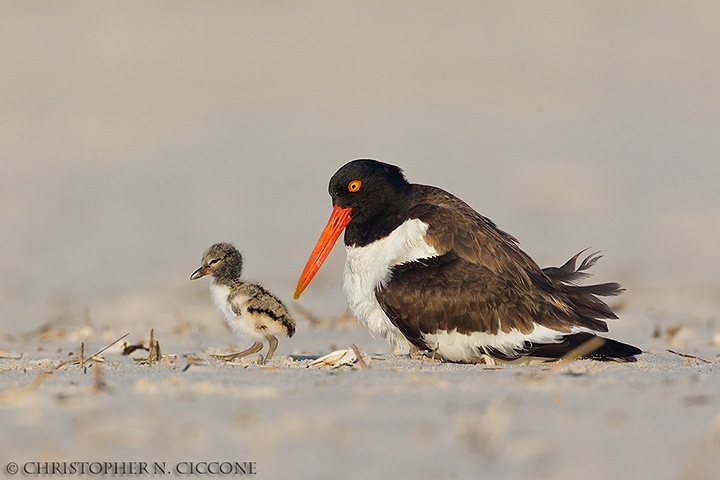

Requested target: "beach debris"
[
  {"left": 667, "top": 349, "right": 711, "bottom": 364},
  {"left": 121, "top": 342, "right": 149, "bottom": 355},
  {"left": 70, "top": 333, "right": 129, "bottom": 368},
  {"left": 351, "top": 344, "right": 368, "bottom": 368},
  {"left": 308, "top": 348, "right": 358, "bottom": 368},
  {"left": 147, "top": 329, "right": 161, "bottom": 364},
  {"left": 133, "top": 329, "right": 176, "bottom": 366},
  {"left": 182, "top": 355, "right": 208, "bottom": 372}
]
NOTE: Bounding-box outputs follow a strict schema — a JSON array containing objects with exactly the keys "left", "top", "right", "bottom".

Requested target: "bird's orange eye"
[{"left": 348, "top": 180, "right": 362, "bottom": 192}]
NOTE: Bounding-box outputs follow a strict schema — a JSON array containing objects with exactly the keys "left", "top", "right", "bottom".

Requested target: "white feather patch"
[
  {"left": 423, "top": 325, "right": 596, "bottom": 363},
  {"left": 342, "top": 218, "right": 439, "bottom": 348}
]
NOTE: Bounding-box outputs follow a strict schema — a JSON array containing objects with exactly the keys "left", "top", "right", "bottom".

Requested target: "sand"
[
  {"left": 2, "top": 2, "right": 720, "bottom": 479},
  {"left": 1, "top": 310, "right": 720, "bottom": 480}
]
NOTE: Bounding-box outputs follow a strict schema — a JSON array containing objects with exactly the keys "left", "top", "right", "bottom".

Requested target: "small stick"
[
  {"left": 667, "top": 349, "right": 711, "bottom": 364},
  {"left": 351, "top": 344, "right": 367, "bottom": 369},
  {"left": 182, "top": 356, "right": 205, "bottom": 371},
  {"left": 145, "top": 329, "right": 164, "bottom": 365},
  {"left": 86, "top": 333, "right": 130, "bottom": 362},
  {"left": 148, "top": 329, "right": 156, "bottom": 366},
  {"left": 79, "top": 342, "right": 85, "bottom": 369}
]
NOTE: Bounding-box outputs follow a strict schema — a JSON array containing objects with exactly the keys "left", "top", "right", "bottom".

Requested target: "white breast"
[
  {"left": 342, "top": 218, "right": 438, "bottom": 348},
  {"left": 209, "top": 281, "right": 264, "bottom": 341}
]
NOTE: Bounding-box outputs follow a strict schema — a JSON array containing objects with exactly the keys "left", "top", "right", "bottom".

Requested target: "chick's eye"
[{"left": 348, "top": 180, "right": 362, "bottom": 192}]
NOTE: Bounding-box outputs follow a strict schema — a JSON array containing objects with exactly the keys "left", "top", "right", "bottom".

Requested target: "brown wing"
[
  {"left": 376, "top": 251, "right": 610, "bottom": 352},
  {"left": 230, "top": 283, "right": 296, "bottom": 337},
  {"left": 412, "top": 185, "right": 545, "bottom": 287},
  {"left": 378, "top": 186, "right": 622, "bottom": 348}
]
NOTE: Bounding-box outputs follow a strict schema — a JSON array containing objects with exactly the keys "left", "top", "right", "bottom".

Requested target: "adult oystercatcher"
[
  {"left": 294, "top": 159, "right": 640, "bottom": 363},
  {"left": 191, "top": 243, "right": 295, "bottom": 363}
]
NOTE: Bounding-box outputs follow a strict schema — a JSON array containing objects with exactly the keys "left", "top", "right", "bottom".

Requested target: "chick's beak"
[{"left": 190, "top": 266, "right": 210, "bottom": 280}]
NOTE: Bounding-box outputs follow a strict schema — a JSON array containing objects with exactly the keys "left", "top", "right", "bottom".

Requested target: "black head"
[
  {"left": 328, "top": 159, "right": 413, "bottom": 225},
  {"left": 190, "top": 242, "right": 243, "bottom": 282},
  {"left": 294, "top": 160, "right": 414, "bottom": 298}
]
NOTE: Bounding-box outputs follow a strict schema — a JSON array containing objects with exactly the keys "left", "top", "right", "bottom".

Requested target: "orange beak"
[{"left": 293, "top": 205, "right": 352, "bottom": 299}]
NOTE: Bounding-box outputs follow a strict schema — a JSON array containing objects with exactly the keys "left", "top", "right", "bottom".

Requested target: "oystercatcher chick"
[
  {"left": 191, "top": 243, "right": 295, "bottom": 364},
  {"left": 294, "top": 159, "right": 641, "bottom": 364}
]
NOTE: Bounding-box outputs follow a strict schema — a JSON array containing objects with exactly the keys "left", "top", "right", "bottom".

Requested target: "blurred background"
[{"left": 1, "top": 1, "right": 719, "bottom": 335}]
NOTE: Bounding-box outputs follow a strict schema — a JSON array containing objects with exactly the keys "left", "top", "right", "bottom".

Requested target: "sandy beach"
[{"left": 2, "top": 2, "right": 720, "bottom": 479}]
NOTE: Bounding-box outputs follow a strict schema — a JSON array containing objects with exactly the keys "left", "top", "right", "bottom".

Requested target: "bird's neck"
[
  {"left": 344, "top": 210, "right": 409, "bottom": 248},
  {"left": 211, "top": 271, "right": 244, "bottom": 288}
]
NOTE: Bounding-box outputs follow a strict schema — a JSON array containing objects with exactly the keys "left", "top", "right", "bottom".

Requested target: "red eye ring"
[{"left": 348, "top": 180, "right": 362, "bottom": 192}]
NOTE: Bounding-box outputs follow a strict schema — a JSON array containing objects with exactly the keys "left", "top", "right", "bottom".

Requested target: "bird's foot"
[
  {"left": 211, "top": 352, "right": 245, "bottom": 362},
  {"left": 211, "top": 341, "right": 264, "bottom": 363},
  {"left": 409, "top": 344, "right": 429, "bottom": 360}
]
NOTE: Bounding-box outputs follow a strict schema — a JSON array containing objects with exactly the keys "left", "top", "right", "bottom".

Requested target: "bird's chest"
[
  {"left": 210, "top": 283, "right": 235, "bottom": 318},
  {"left": 341, "top": 218, "right": 438, "bottom": 344},
  {"left": 209, "top": 282, "right": 254, "bottom": 334}
]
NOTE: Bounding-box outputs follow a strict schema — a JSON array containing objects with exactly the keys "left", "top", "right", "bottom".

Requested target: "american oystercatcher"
[
  {"left": 294, "top": 159, "right": 641, "bottom": 363},
  {"left": 191, "top": 243, "right": 295, "bottom": 363}
]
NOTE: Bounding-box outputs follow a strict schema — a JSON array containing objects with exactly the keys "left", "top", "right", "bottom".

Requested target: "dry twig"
[
  {"left": 667, "top": 349, "right": 711, "bottom": 364},
  {"left": 351, "top": 344, "right": 368, "bottom": 369},
  {"left": 71, "top": 333, "right": 129, "bottom": 367}
]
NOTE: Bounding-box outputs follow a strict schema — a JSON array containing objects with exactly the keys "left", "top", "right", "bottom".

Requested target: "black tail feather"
[
  {"left": 522, "top": 332, "right": 641, "bottom": 362},
  {"left": 574, "top": 282, "right": 625, "bottom": 297},
  {"left": 543, "top": 249, "right": 601, "bottom": 283},
  {"left": 541, "top": 251, "right": 625, "bottom": 324}
]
